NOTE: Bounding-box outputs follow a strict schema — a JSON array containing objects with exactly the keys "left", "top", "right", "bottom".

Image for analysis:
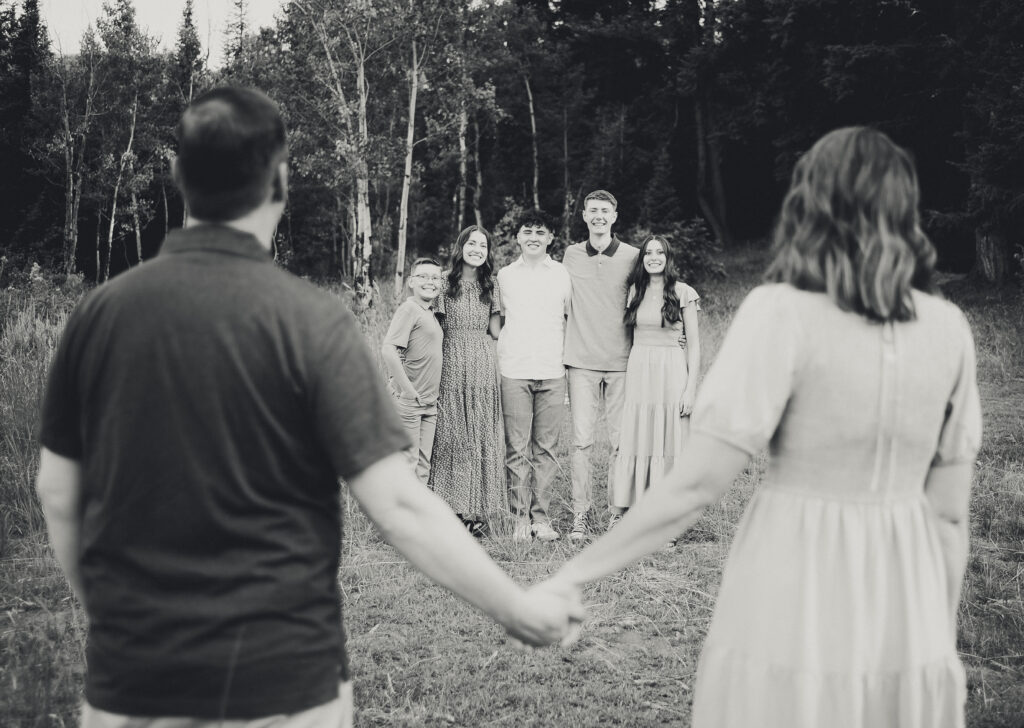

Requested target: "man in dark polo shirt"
[
  {"left": 562, "top": 190, "right": 639, "bottom": 544},
  {"left": 35, "top": 87, "right": 581, "bottom": 727}
]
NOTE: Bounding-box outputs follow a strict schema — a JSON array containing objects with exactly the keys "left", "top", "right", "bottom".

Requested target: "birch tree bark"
[{"left": 395, "top": 4, "right": 419, "bottom": 301}]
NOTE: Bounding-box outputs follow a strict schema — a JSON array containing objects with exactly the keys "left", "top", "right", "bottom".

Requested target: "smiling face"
[
  {"left": 408, "top": 262, "right": 443, "bottom": 302},
  {"left": 462, "top": 229, "right": 489, "bottom": 268},
  {"left": 582, "top": 199, "right": 618, "bottom": 236},
  {"left": 516, "top": 223, "right": 553, "bottom": 261},
  {"left": 643, "top": 238, "right": 668, "bottom": 275}
]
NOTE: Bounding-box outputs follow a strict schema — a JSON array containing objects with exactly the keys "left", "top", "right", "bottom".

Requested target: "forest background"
[
  {"left": 1, "top": 0, "right": 1024, "bottom": 294},
  {"left": 1, "top": 1, "right": 1023, "bottom": 725}
]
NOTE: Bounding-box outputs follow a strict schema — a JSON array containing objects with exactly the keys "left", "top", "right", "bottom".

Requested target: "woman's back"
[
  {"left": 751, "top": 284, "right": 978, "bottom": 499},
  {"left": 689, "top": 283, "right": 980, "bottom": 727}
]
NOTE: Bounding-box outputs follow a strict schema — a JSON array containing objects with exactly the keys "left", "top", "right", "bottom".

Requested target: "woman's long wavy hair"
[
  {"left": 446, "top": 225, "right": 495, "bottom": 303},
  {"left": 624, "top": 235, "right": 682, "bottom": 328},
  {"left": 765, "top": 126, "right": 936, "bottom": 322}
]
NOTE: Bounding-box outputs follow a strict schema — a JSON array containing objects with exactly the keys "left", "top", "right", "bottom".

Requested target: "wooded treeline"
[{"left": 1, "top": 0, "right": 1022, "bottom": 291}]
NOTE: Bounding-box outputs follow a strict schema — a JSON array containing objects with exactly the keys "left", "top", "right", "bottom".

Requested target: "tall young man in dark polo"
[
  {"left": 562, "top": 190, "right": 638, "bottom": 543},
  {"left": 35, "top": 87, "right": 581, "bottom": 728}
]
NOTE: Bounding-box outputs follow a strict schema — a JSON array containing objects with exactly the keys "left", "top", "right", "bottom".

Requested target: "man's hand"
[{"left": 505, "top": 580, "right": 585, "bottom": 647}]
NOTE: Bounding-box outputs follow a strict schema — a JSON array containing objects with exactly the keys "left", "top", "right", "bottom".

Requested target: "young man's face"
[
  {"left": 582, "top": 199, "right": 617, "bottom": 236},
  {"left": 516, "top": 223, "right": 553, "bottom": 261},
  {"left": 408, "top": 263, "right": 443, "bottom": 301}
]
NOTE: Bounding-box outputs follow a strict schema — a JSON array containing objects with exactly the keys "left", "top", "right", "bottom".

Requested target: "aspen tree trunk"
[
  {"left": 103, "top": 95, "right": 138, "bottom": 282},
  {"left": 59, "top": 57, "right": 96, "bottom": 276},
  {"left": 472, "top": 117, "right": 483, "bottom": 227},
  {"left": 354, "top": 56, "right": 373, "bottom": 308},
  {"left": 132, "top": 189, "right": 142, "bottom": 263},
  {"left": 455, "top": 102, "right": 468, "bottom": 235},
  {"left": 396, "top": 10, "right": 418, "bottom": 303},
  {"left": 524, "top": 74, "right": 540, "bottom": 211},
  {"left": 94, "top": 207, "right": 102, "bottom": 283}
]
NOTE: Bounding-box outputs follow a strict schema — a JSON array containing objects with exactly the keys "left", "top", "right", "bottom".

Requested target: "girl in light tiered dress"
[{"left": 547, "top": 127, "right": 981, "bottom": 728}]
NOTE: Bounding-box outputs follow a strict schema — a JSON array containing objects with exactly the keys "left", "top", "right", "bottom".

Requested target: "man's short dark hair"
[
  {"left": 516, "top": 209, "right": 554, "bottom": 233},
  {"left": 584, "top": 190, "right": 617, "bottom": 209},
  {"left": 175, "top": 87, "right": 287, "bottom": 222}
]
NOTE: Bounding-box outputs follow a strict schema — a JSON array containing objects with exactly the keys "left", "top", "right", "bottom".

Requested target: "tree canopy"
[{"left": 1, "top": 0, "right": 1022, "bottom": 287}]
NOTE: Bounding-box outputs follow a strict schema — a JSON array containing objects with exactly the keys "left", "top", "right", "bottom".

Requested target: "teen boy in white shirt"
[{"left": 497, "top": 210, "right": 572, "bottom": 542}]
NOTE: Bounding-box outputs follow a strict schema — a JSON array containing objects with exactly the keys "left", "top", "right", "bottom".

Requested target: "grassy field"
[{"left": 1, "top": 246, "right": 1021, "bottom": 727}]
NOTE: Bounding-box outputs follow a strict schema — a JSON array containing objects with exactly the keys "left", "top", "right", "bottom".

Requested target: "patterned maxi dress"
[
  {"left": 609, "top": 281, "right": 700, "bottom": 507},
  {"left": 428, "top": 278, "right": 508, "bottom": 520}
]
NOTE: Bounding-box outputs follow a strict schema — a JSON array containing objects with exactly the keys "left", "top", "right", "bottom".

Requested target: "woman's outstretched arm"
[{"left": 551, "top": 432, "right": 749, "bottom": 588}]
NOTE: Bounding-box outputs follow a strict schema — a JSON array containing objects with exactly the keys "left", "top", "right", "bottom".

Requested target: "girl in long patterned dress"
[
  {"left": 429, "top": 225, "right": 508, "bottom": 536},
  {"left": 544, "top": 127, "right": 981, "bottom": 727},
  {"left": 608, "top": 235, "right": 701, "bottom": 547}
]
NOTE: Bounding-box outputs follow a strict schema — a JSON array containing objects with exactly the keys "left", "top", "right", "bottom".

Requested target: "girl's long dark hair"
[
  {"left": 447, "top": 225, "right": 495, "bottom": 303},
  {"left": 624, "top": 235, "right": 682, "bottom": 328}
]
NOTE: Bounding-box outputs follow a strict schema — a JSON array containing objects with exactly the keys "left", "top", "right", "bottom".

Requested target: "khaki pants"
[
  {"left": 80, "top": 681, "right": 353, "bottom": 728},
  {"left": 392, "top": 395, "right": 437, "bottom": 485},
  {"left": 566, "top": 366, "right": 627, "bottom": 515}
]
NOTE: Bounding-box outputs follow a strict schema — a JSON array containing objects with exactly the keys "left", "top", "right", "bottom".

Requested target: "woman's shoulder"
[
  {"left": 910, "top": 288, "right": 972, "bottom": 334},
  {"left": 674, "top": 280, "right": 701, "bottom": 302}
]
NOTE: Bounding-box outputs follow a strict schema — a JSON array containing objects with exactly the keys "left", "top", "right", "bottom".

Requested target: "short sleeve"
[
  {"left": 691, "top": 285, "right": 801, "bottom": 455},
  {"left": 382, "top": 301, "right": 416, "bottom": 349},
  {"left": 489, "top": 276, "right": 501, "bottom": 316},
  {"left": 677, "top": 282, "right": 701, "bottom": 311},
  {"left": 311, "top": 305, "right": 411, "bottom": 478},
  {"left": 932, "top": 312, "right": 982, "bottom": 467},
  {"left": 38, "top": 303, "right": 87, "bottom": 458}
]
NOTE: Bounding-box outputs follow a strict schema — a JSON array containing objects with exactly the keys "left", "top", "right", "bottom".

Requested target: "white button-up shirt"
[{"left": 496, "top": 255, "right": 572, "bottom": 380}]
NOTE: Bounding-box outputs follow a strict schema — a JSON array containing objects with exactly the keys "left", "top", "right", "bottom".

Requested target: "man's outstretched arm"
[
  {"left": 347, "top": 453, "right": 582, "bottom": 646},
  {"left": 36, "top": 447, "right": 85, "bottom": 603}
]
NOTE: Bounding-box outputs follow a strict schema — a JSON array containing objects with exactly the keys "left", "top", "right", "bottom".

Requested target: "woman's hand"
[{"left": 679, "top": 388, "right": 696, "bottom": 417}]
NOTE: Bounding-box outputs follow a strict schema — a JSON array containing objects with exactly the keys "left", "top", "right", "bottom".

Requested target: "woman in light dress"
[
  {"left": 545, "top": 127, "right": 981, "bottom": 727},
  {"left": 608, "top": 235, "right": 701, "bottom": 549},
  {"left": 428, "top": 225, "right": 507, "bottom": 537}
]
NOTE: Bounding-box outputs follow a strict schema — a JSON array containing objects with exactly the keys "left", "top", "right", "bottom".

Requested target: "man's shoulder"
[
  {"left": 563, "top": 243, "right": 587, "bottom": 262},
  {"left": 616, "top": 239, "right": 639, "bottom": 258}
]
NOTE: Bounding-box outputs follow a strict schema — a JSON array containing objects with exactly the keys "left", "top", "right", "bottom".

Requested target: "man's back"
[{"left": 40, "top": 224, "right": 406, "bottom": 718}]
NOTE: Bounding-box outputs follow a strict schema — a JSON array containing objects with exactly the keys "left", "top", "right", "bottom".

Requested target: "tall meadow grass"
[{"left": 1, "top": 250, "right": 1021, "bottom": 726}]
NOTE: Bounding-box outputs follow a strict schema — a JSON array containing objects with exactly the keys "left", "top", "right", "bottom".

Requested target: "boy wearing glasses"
[{"left": 382, "top": 257, "right": 445, "bottom": 483}]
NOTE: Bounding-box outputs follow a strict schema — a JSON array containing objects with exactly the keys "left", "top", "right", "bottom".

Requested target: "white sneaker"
[
  {"left": 512, "top": 517, "right": 532, "bottom": 543},
  {"left": 606, "top": 513, "right": 623, "bottom": 532},
  {"left": 568, "top": 512, "right": 588, "bottom": 543},
  {"left": 531, "top": 521, "right": 560, "bottom": 542}
]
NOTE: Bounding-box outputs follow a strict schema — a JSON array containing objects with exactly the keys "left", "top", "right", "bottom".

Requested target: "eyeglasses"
[{"left": 411, "top": 274, "right": 444, "bottom": 282}]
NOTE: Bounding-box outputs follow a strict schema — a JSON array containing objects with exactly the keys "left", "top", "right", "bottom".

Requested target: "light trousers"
[
  {"left": 392, "top": 395, "right": 437, "bottom": 485},
  {"left": 566, "top": 366, "right": 627, "bottom": 515},
  {"left": 500, "top": 376, "right": 566, "bottom": 522}
]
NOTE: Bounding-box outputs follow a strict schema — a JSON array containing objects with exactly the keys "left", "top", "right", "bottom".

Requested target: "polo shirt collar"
[
  {"left": 585, "top": 235, "right": 622, "bottom": 257},
  {"left": 159, "top": 224, "right": 272, "bottom": 261}
]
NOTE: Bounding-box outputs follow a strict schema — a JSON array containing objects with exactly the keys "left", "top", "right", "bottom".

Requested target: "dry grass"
[{"left": 1, "top": 248, "right": 1022, "bottom": 726}]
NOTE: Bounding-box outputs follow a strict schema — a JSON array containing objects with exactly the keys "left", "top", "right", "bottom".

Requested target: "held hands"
[{"left": 504, "top": 579, "right": 585, "bottom": 648}]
